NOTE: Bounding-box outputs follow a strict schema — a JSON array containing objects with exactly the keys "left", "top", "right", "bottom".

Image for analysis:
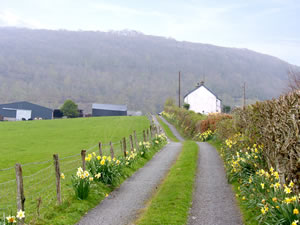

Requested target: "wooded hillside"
[{"left": 0, "top": 27, "right": 297, "bottom": 112}]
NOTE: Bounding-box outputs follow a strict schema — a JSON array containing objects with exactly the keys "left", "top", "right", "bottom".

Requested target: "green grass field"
[
  {"left": 136, "top": 141, "right": 198, "bottom": 225},
  {"left": 0, "top": 116, "right": 150, "bottom": 223},
  {"left": 0, "top": 116, "right": 149, "bottom": 176}
]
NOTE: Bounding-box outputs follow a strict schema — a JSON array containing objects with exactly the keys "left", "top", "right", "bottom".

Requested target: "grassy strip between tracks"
[
  {"left": 156, "top": 116, "right": 180, "bottom": 142},
  {"left": 135, "top": 141, "right": 198, "bottom": 225}
]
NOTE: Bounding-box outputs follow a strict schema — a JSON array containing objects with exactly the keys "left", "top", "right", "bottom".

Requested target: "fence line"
[{"left": 0, "top": 123, "right": 164, "bottom": 223}]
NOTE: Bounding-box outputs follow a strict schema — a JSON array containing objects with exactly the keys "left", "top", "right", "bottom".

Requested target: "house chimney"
[{"left": 200, "top": 81, "right": 205, "bottom": 85}]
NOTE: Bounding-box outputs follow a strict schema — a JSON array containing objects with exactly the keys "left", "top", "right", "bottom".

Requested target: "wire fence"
[{"left": 0, "top": 121, "right": 163, "bottom": 223}]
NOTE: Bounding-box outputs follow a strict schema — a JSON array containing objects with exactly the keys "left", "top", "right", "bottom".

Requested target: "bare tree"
[{"left": 287, "top": 68, "right": 300, "bottom": 91}]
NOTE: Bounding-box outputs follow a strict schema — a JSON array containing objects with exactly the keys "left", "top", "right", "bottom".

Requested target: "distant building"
[
  {"left": 184, "top": 82, "right": 222, "bottom": 114},
  {"left": 0, "top": 101, "right": 53, "bottom": 121},
  {"left": 92, "top": 103, "right": 127, "bottom": 117}
]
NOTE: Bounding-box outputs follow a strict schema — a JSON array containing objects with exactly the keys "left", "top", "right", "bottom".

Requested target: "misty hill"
[{"left": 0, "top": 27, "right": 296, "bottom": 113}]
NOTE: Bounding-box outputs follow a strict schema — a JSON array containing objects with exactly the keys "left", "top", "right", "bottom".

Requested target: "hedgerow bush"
[
  {"left": 163, "top": 107, "right": 206, "bottom": 137},
  {"left": 199, "top": 113, "right": 232, "bottom": 133},
  {"left": 232, "top": 90, "right": 300, "bottom": 191}
]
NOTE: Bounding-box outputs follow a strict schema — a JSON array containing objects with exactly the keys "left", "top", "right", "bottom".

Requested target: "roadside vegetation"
[
  {"left": 156, "top": 116, "right": 179, "bottom": 142},
  {"left": 162, "top": 90, "right": 300, "bottom": 225},
  {"left": 136, "top": 141, "right": 198, "bottom": 225}
]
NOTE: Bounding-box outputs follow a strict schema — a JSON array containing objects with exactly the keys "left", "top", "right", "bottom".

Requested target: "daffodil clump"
[
  {"left": 196, "top": 129, "right": 214, "bottom": 142},
  {"left": 221, "top": 134, "right": 299, "bottom": 225},
  {"left": 152, "top": 133, "right": 168, "bottom": 147},
  {"left": 138, "top": 141, "right": 151, "bottom": 158},
  {"left": 161, "top": 111, "right": 176, "bottom": 122},
  {"left": 124, "top": 150, "right": 138, "bottom": 167},
  {"left": 71, "top": 167, "right": 93, "bottom": 199},
  {"left": 86, "top": 152, "right": 122, "bottom": 185},
  {"left": 1, "top": 210, "right": 25, "bottom": 225}
]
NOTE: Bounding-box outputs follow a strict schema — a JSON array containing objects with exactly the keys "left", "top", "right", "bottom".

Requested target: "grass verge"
[
  {"left": 135, "top": 141, "right": 198, "bottom": 225},
  {"left": 156, "top": 116, "right": 179, "bottom": 142},
  {"left": 208, "top": 138, "right": 258, "bottom": 225}
]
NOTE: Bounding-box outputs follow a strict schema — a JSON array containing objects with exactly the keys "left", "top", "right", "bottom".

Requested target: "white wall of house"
[{"left": 184, "top": 86, "right": 221, "bottom": 114}]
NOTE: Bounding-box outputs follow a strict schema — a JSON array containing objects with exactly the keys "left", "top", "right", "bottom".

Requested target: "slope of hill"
[{"left": 0, "top": 27, "right": 297, "bottom": 112}]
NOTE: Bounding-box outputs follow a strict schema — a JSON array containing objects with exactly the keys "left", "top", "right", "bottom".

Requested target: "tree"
[
  {"left": 60, "top": 100, "right": 79, "bottom": 118},
  {"left": 183, "top": 103, "right": 190, "bottom": 110},
  {"left": 222, "top": 105, "right": 231, "bottom": 113}
]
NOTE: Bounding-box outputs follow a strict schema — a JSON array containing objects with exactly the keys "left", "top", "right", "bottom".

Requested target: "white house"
[{"left": 184, "top": 81, "right": 222, "bottom": 114}]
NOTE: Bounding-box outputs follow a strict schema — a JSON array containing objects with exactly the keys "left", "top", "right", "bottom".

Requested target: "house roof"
[
  {"left": 0, "top": 101, "right": 53, "bottom": 112},
  {"left": 184, "top": 84, "right": 221, "bottom": 101},
  {"left": 92, "top": 103, "right": 127, "bottom": 111}
]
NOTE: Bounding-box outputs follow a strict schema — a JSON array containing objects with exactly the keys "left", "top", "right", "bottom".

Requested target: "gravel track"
[
  {"left": 188, "top": 142, "right": 243, "bottom": 225},
  {"left": 77, "top": 137, "right": 182, "bottom": 225},
  {"left": 159, "top": 116, "right": 185, "bottom": 142}
]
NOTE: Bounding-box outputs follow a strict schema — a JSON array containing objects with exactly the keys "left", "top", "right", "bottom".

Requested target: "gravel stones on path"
[
  {"left": 159, "top": 116, "right": 185, "bottom": 142},
  {"left": 77, "top": 141, "right": 182, "bottom": 225},
  {"left": 188, "top": 142, "right": 243, "bottom": 225}
]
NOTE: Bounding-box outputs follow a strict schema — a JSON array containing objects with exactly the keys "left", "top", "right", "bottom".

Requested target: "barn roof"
[
  {"left": 92, "top": 103, "right": 127, "bottom": 111},
  {"left": 0, "top": 101, "right": 52, "bottom": 112},
  {"left": 184, "top": 84, "right": 221, "bottom": 101}
]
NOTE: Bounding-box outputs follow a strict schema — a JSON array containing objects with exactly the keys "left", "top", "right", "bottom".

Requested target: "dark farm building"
[
  {"left": 92, "top": 103, "right": 127, "bottom": 117},
  {"left": 0, "top": 101, "right": 53, "bottom": 121}
]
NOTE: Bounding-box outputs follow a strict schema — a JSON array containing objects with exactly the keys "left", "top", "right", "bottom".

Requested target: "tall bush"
[{"left": 230, "top": 91, "right": 300, "bottom": 189}]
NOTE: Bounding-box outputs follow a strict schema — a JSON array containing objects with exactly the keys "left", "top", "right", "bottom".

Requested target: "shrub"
[
  {"left": 199, "top": 113, "right": 232, "bottom": 133},
  {"left": 232, "top": 90, "right": 300, "bottom": 189}
]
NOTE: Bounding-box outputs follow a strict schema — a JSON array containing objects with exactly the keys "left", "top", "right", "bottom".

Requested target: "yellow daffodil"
[
  {"left": 284, "top": 187, "right": 292, "bottom": 194},
  {"left": 272, "top": 197, "right": 277, "bottom": 202},
  {"left": 61, "top": 173, "right": 65, "bottom": 179},
  {"left": 289, "top": 181, "right": 294, "bottom": 188},
  {"left": 97, "top": 156, "right": 101, "bottom": 160},
  {"left": 261, "top": 183, "right": 265, "bottom": 189},
  {"left": 89, "top": 177, "right": 93, "bottom": 181},
  {"left": 95, "top": 173, "right": 101, "bottom": 179},
  {"left": 100, "top": 159, "right": 105, "bottom": 165},
  {"left": 293, "top": 209, "right": 299, "bottom": 215},
  {"left": 105, "top": 193, "right": 109, "bottom": 197},
  {"left": 292, "top": 220, "right": 299, "bottom": 225},
  {"left": 92, "top": 152, "right": 96, "bottom": 156}
]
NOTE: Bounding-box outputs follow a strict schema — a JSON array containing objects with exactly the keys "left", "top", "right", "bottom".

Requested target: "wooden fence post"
[
  {"left": 134, "top": 130, "right": 139, "bottom": 151},
  {"left": 53, "top": 154, "right": 61, "bottom": 205},
  {"left": 98, "top": 142, "right": 103, "bottom": 157},
  {"left": 123, "top": 137, "right": 127, "bottom": 157},
  {"left": 146, "top": 129, "right": 150, "bottom": 141},
  {"left": 143, "top": 130, "right": 146, "bottom": 142},
  {"left": 129, "top": 135, "right": 134, "bottom": 151},
  {"left": 81, "top": 150, "right": 86, "bottom": 171},
  {"left": 110, "top": 142, "right": 114, "bottom": 158},
  {"left": 120, "top": 140, "right": 123, "bottom": 154},
  {"left": 150, "top": 126, "right": 153, "bottom": 139},
  {"left": 15, "top": 163, "right": 25, "bottom": 224}
]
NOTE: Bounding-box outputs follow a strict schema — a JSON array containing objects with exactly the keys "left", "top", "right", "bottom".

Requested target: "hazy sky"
[{"left": 0, "top": 0, "right": 299, "bottom": 65}]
